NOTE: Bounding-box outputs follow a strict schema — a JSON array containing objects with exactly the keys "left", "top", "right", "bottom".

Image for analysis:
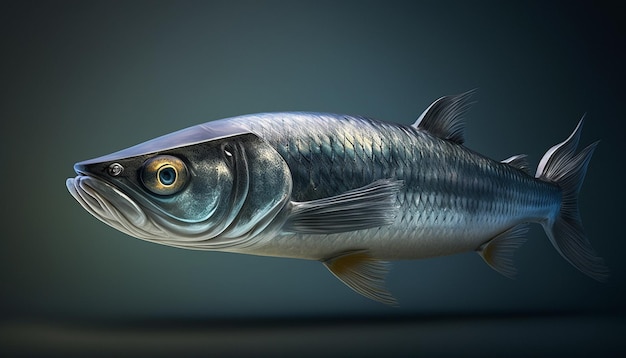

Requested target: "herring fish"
[{"left": 66, "top": 91, "right": 608, "bottom": 304}]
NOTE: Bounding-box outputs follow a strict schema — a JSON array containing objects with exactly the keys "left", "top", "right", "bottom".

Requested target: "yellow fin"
[
  {"left": 477, "top": 224, "right": 529, "bottom": 279},
  {"left": 323, "top": 250, "right": 397, "bottom": 306}
]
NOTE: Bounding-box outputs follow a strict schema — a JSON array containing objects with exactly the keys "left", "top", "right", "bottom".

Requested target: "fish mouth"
[
  {"left": 66, "top": 175, "right": 167, "bottom": 240},
  {"left": 66, "top": 169, "right": 279, "bottom": 251}
]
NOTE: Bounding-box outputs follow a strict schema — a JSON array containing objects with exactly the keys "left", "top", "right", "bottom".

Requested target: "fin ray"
[
  {"left": 536, "top": 117, "right": 609, "bottom": 282},
  {"left": 412, "top": 89, "right": 475, "bottom": 144},
  {"left": 477, "top": 224, "right": 529, "bottom": 279},
  {"left": 284, "top": 179, "right": 403, "bottom": 234},
  {"left": 501, "top": 154, "right": 530, "bottom": 174},
  {"left": 323, "top": 250, "right": 397, "bottom": 305}
]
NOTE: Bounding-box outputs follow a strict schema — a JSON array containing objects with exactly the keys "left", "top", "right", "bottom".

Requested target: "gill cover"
[{"left": 191, "top": 133, "right": 293, "bottom": 249}]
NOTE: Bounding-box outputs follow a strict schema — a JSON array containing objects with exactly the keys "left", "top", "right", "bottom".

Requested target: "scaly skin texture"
[{"left": 228, "top": 112, "right": 561, "bottom": 260}]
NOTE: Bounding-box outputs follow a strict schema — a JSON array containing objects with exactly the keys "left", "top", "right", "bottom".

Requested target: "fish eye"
[
  {"left": 141, "top": 155, "right": 188, "bottom": 195},
  {"left": 158, "top": 166, "right": 176, "bottom": 185}
]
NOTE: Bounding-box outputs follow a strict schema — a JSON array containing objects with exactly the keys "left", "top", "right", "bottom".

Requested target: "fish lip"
[
  {"left": 73, "top": 162, "right": 90, "bottom": 176},
  {"left": 66, "top": 175, "right": 114, "bottom": 218},
  {"left": 66, "top": 174, "right": 166, "bottom": 240},
  {"left": 66, "top": 175, "right": 108, "bottom": 225},
  {"left": 65, "top": 174, "right": 217, "bottom": 247}
]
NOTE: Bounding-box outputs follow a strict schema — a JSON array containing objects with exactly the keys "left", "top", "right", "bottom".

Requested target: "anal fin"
[
  {"left": 477, "top": 223, "right": 529, "bottom": 279},
  {"left": 323, "top": 250, "right": 397, "bottom": 306}
]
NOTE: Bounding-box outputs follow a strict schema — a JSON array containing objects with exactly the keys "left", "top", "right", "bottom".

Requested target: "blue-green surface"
[{"left": 1, "top": 1, "right": 624, "bottom": 355}]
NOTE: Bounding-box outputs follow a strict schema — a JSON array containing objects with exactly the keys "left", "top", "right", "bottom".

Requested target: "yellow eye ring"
[{"left": 141, "top": 155, "right": 188, "bottom": 195}]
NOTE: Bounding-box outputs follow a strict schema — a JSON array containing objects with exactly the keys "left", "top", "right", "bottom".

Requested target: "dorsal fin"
[
  {"left": 501, "top": 154, "right": 530, "bottom": 174},
  {"left": 412, "top": 90, "right": 476, "bottom": 144}
]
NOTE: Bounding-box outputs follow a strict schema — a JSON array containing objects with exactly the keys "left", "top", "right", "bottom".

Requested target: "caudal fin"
[{"left": 536, "top": 117, "right": 609, "bottom": 282}]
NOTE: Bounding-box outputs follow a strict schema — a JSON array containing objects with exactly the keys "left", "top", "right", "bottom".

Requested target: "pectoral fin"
[
  {"left": 323, "top": 250, "right": 397, "bottom": 306},
  {"left": 284, "top": 179, "right": 403, "bottom": 234},
  {"left": 477, "top": 223, "right": 529, "bottom": 279}
]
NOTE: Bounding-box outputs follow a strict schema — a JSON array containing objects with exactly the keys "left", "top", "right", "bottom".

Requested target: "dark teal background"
[{"left": 1, "top": 0, "right": 624, "bottom": 355}]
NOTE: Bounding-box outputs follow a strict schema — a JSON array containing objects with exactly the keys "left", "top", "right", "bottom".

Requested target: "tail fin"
[{"left": 536, "top": 116, "right": 609, "bottom": 282}]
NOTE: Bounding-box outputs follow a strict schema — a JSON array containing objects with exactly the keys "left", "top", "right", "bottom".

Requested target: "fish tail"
[{"left": 535, "top": 117, "right": 609, "bottom": 282}]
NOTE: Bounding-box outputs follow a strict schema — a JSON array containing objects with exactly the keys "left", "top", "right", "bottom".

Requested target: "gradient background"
[{"left": 1, "top": 0, "right": 625, "bottom": 356}]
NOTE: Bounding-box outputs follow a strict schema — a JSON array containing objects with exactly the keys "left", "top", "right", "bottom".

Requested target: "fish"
[{"left": 66, "top": 91, "right": 609, "bottom": 305}]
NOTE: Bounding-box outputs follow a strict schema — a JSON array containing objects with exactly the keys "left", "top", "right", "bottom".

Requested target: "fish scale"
[{"left": 226, "top": 112, "right": 557, "bottom": 260}]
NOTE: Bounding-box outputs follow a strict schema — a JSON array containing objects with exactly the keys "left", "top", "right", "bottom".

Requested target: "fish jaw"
[
  {"left": 65, "top": 173, "right": 263, "bottom": 250},
  {"left": 66, "top": 175, "right": 168, "bottom": 241}
]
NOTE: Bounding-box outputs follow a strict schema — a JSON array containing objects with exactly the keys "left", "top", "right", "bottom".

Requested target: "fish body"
[
  {"left": 67, "top": 92, "right": 608, "bottom": 304},
  {"left": 224, "top": 112, "right": 558, "bottom": 261}
]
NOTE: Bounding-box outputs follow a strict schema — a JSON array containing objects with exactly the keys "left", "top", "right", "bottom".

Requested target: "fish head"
[{"left": 66, "top": 119, "right": 292, "bottom": 250}]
